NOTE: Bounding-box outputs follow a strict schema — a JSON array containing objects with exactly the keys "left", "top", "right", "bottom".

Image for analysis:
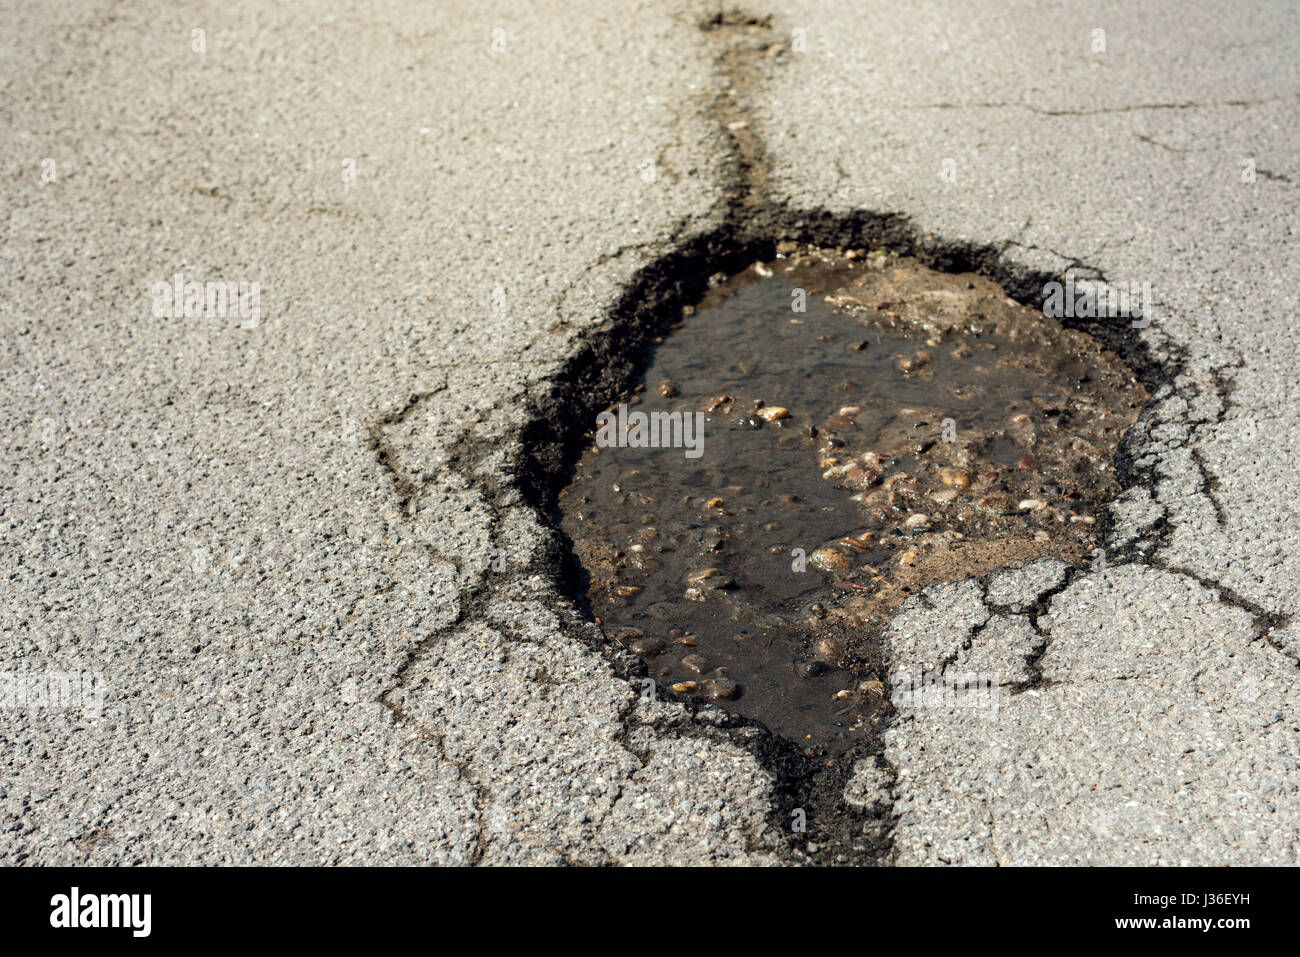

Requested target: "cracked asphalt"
[{"left": 2, "top": 0, "right": 1296, "bottom": 865}]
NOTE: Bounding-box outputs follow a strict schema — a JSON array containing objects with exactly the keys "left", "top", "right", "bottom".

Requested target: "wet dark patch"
[{"left": 558, "top": 246, "right": 1145, "bottom": 754}]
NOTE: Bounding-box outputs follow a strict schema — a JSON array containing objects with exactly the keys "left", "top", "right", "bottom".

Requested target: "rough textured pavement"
[{"left": 1, "top": 0, "right": 1296, "bottom": 864}]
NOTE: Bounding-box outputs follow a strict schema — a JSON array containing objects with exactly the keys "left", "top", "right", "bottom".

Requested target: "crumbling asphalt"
[{"left": 1, "top": 0, "right": 1296, "bottom": 864}]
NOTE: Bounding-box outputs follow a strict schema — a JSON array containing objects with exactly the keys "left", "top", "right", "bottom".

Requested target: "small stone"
[
  {"left": 938, "top": 467, "right": 971, "bottom": 488},
  {"left": 704, "top": 395, "right": 733, "bottom": 413},
  {"left": 905, "top": 513, "right": 930, "bottom": 527},
  {"left": 810, "top": 547, "right": 852, "bottom": 573},
  {"left": 614, "top": 585, "right": 641, "bottom": 598},
  {"left": 707, "top": 678, "right": 742, "bottom": 701},
  {"left": 671, "top": 681, "right": 698, "bottom": 694},
  {"left": 628, "top": 637, "right": 666, "bottom": 656},
  {"left": 757, "top": 406, "right": 790, "bottom": 422},
  {"left": 1018, "top": 499, "right": 1046, "bottom": 511},
  {"left": 705, "top": 497, "right": 725, "bottom": 508},
  {"left": 1017, "top": 454, "right": 1039, "bottom": 470},
  {"left": 858, "top": 679, "right": 885, "bottom": 697},
  {"left": 798, "top": 661, "right": 828, "bottom": 678},
  {"left": 682, "top": 653, "right": 713, "bottom": 674},
  {"left": 826, "top": 415, "right": 857, "bottom": 429},
  {"left": 686, "top": 568, "right": 722, "bottom": 583},
  {"left": 657, "top": 379, "right": 679, "bottom": 398}
]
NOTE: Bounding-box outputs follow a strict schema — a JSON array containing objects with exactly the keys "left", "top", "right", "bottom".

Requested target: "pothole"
[{"left": 557, "top": 243, "right": 1147, "bottom": 756}]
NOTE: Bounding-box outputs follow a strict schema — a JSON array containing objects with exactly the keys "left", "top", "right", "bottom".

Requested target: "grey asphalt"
[{"left": 1, "top": 0, "right": 1295, "bottom": 864}]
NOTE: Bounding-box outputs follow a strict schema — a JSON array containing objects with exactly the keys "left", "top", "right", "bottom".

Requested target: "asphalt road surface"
[{"left": 2, "top": 0, "right": 1296, "bottom": 864}]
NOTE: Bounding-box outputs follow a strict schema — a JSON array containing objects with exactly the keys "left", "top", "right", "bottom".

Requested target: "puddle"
[{"left": 558, "top": 245, "right": 1146, "bottom": 754}]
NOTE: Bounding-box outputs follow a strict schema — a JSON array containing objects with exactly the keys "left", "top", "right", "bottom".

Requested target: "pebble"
[
  {"left": 938, "top": 467, "right": 971, "bottom": 488},
  {"left": 681, "top": 653, "right": 713, "bottom": 674},
  {"left": 826, "top": 415, "right": 856, "bottom": 429},
  {"left": 614, "top": 585, "right": 641, "bottom": 598},
  {"left": 704, "top": 395, "right": 733, "bottom": 413},
  {"left": 904, "top": 513, "right": 930, "bottom": 527},
  {"left": 757, "top": 406, "right": 790, "bottom": 422},
  {"left": 798, "top": 661, "right": 828, "bottom": 678},
  {"left": 707, "top": 678, "right": 742, "bottom": 701},
  {"left": 671, "top": 681, "right": 698, "bottom": 694},
  {"left": 810, "top": 547, "right": 852, "bottom": 573},
  {"left": 1018, "top": 499, "right": 1047, "bottom": 511},
  {"left": 657, "top": 379, "right": 680, "bottom": 398},
  {"left": 628, "top": 637, "right": 666, "bottom": 656}
]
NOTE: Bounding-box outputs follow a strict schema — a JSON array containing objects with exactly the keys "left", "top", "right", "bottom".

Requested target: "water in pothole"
[{"left": 559, "top": 245, "right": 1146, "bottom": 754}]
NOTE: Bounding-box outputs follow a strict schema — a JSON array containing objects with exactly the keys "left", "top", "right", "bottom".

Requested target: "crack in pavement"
[
  {"left": 897, "top": 95, "right": 1298, "bottom": 116},
  {"left": 356, "top": 1, "right": 1294, "bottom": 865}
]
